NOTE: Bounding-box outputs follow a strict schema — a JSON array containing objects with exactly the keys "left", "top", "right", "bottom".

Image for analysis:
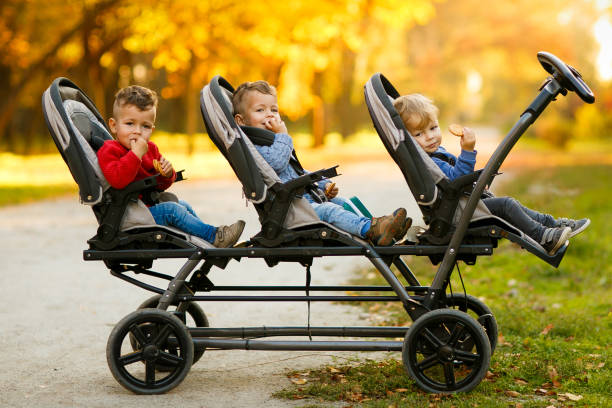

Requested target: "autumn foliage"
[{"left": 0, "top": 0, "right": 609, "bottom": 153}]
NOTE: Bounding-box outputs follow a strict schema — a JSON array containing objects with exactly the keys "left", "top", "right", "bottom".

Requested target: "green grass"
[
  {"left": 274, "top": 165, "right": 612, "bottom": 407},
  {"left": 0, "top": 184, "right": 77, "bottom": 207}
]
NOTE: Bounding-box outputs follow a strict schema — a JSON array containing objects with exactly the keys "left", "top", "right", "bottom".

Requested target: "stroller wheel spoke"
[
  {"left": 422, "top": 328, "right": 444, "bottom": 348},
  {"left": 153, "top": 324, "right": 173, "bottom": 347},
  {"left": 416, "top": 354, "right": 439, "bottom": 371},
  {"left": 158, "top": 350, "right": 183, "bottom": 367},
  {"left": 129, "top": 324, "right": 150, "bottom": 346},
  {"left": 454, "top": 349, "right": 479, "bottom": 363},
  {"left": 447, "top": 322, "right": 467, "bottom": 347},
  {"left": 118, "top": 351, "right": 144, "bottom": 367},
  {"left": 145, "top": 360, "right": 156, "bottom": 385},
  {"left": 443, "top": 363, "right": 456, "bottom": 386}
]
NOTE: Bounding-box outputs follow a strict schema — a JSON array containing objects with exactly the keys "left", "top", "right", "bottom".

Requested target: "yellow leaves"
[{"left": 57, "top": 41, "right": 83, "bottom": 64}]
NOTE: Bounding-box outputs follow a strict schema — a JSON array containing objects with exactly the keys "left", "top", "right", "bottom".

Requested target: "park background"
[{"left": 0, "top": 1, "right": 610, "bottom": 407}]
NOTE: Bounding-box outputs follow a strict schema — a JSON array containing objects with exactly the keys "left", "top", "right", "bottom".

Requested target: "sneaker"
[
  {"left": 540, "top": 226, "right": 571, "bottom": 255},
  {"left": 213, "top": 220, "right": 246, "bottom": 248},
  {"left": 555, "top": 218, "right": 590, "bottom": 238},
  {"left": 366, "top": 208, "right": 407, "bottom": 246}
]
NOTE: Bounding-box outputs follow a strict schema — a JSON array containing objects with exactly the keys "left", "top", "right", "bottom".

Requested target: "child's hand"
[
  {"left": 130, "top": 137, "right": 148, "bottom": 158},
  {"left": 449, "top": 124, "right": 476, "bottom": 152},
  {"left": 324, "top": 182, "right": 338, "bottom": 199},
  {"left": 461, "top": 127, "right": 476, "bottom": 152},
  {"left": 158, "top": 156, "right": 174, "bottom": 178},
  {"left": 264, "top": 117, "right": 288, "bottom": 134}
]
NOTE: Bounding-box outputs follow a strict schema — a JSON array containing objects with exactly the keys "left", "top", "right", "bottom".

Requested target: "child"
[
  {"left": 232, "top": 80, "right": 410, "bottom": 246},
  {"left": 97, "top": 85, "right": 245, "bottom": 248},
  {"left": 392, "top": 93, "right": 590, "bottom": 255}
]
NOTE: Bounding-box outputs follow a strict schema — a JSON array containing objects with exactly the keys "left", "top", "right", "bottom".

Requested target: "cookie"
[
  {"left": 448, "top": 124, "right": 464, "bottom": 136},
  {"left": 153, "top": 159, "right": 170, "bottom": 177}
]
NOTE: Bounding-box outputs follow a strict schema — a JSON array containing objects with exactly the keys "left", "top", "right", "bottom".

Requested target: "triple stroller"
[{"left": 42, "top": 51, "right": 594, "bottom": 394}]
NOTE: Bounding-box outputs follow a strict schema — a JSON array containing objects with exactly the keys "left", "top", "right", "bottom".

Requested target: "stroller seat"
[
  {"left": 364, "top": 73, "right": 567, "bottom": 267},
  {"left": 199, "top": 76, "right": 371, "bottom": 253},
  {"left": 42, "top": 78, "right": 213, "bottom": 260}
]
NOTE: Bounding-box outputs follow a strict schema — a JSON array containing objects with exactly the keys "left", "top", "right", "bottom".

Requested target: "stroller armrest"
[{"left": 281, "top": 165, "right": 339, "bottom": 192}]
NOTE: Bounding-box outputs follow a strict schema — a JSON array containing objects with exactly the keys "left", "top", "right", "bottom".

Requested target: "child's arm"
[{"left": 254, "top": 132, "right": 294, "bottom": 173}]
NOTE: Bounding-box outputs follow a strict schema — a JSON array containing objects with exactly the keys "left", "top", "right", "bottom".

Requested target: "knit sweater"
[{"left": 97, "top": 140, "right": 175, "bottom": 190}]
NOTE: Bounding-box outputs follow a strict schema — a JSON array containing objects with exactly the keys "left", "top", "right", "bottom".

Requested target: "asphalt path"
[{"left": 0, "top": 159, "right": 423, "bottom": 408}]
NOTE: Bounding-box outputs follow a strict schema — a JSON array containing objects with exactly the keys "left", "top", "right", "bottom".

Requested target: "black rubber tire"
[
  {"left": 132, "top": 295, "right": 209, "bottom": 368},
  {"left": 445, "top": 293, "right": 498, "bottom": 353},
  {"left": 107, "top": 308, "right": 193, "bottom": 394},
  {"left": 403, "top": 309, "right": 491, "bottom": 394}
]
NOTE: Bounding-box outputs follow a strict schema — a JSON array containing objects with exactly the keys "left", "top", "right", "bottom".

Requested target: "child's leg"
[
  {"left": 178, "top": 199, "right": 197, "bottom": 217},
  {"left": 482, "top": 197, "right": 547, "bottom": 240},
  {"left": 149, "top": 201, "right": 217, "bottom": 243},
  {"left": 516, "top": 200, "right": 557, "bottom": 227},
  {"left": 312, "top": 201, "right": 371, "bottom": 237}
]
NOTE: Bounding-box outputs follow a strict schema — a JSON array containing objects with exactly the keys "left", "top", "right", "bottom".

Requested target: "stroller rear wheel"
[
  {"left": 445, "top": 293, "right": 498, "bottom": 353},
  {"left": 403, "top": 309, "right": 491, "bottom": 393},
  {"left": 132, "top": 295, "right": 209, "bottom": 369},
  {"left": 107, "top": 308, "right": 193, "bottom": 394}
]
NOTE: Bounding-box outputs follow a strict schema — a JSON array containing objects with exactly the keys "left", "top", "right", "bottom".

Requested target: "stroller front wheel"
[{"left": 402, "top": 309, "right": 491, "bottom": 393}]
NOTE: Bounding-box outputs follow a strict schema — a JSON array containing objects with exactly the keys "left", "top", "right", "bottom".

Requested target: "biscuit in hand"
[
  {"left": 324, "top": 182, "right": 336, "bottom": 198},
  {"left": 449, "top": 124, "right": 464, "bottom": 136},
  {"left": 153, "top": 159, "right": 170, "bottom": 177}
]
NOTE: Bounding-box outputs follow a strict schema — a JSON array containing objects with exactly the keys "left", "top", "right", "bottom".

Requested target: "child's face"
[
  {"left": 406, "top": 115, "right": 442, "bottom": 153},
  {"left": 108, "top": 103, "right": 156, "bottom": 149},
  {"left": 235, "top": 91, "right": 280, "bottom": 130}
]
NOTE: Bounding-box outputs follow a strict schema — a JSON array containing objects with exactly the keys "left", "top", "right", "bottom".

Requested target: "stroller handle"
[{"left": 537, "top": 51, "right": 595, "bottom": 103}]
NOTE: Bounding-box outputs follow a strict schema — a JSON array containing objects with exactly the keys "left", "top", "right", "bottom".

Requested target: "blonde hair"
[
  {"left": 232, "top": 80, "right": 277, "bottom": 115},
  {"left": 393, "top": 94, "right": 439, "bottom": 130},
  {"left": 113, "top": 85, "right": 158, "bottom": 117}
]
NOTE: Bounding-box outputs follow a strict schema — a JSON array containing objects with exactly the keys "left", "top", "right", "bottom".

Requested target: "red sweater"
[{"left": 97, "top": 140, "right": 176, "bottom": 190}]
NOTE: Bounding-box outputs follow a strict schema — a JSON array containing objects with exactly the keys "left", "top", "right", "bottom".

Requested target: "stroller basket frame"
[{"left": 44, "top": 51, "right": 593, "bottom": 395}]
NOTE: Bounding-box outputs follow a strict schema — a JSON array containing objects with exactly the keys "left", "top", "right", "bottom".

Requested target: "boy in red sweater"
[{"left": 97, "top": 85, "right": 245, "bottom": 247}]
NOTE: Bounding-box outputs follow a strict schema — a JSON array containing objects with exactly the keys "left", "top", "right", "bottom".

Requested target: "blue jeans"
[
  {"left": 149, "top": 199, "right": 217, "bottom": 243},
  {"left": 307, "top": 195, "right": 371, "bottom": 237},
  {"left": 483, "top": 197, "right": 556, "bottom": 241}
]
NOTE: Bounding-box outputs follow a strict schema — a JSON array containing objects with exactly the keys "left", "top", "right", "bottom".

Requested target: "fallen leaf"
[
  {"left": 394, "top": 388, "right": 409, "bottom": 392},
  {"left": 328, "top": 366, "right": 341, "bottom": 373},
  {"left": 547, "top": 366, "right": 561, "bottom": 387},
  {"left": 535, "top": 388, "right": 549, "bottom": 395},
  {"left": 514, "top": 378, "right": 528, "bottom": 385},
  {"left": 540, "top": 324, "right": 554, "bottom": 336},
  {"left": 498, "top": 333, "right": 513, "bottom": 347},
  {"left": 291, "top": 378, "right": 307, "bottom": 385},
  {"left": 559, "top": 392, "right": 583, "bottom": 401},
  {"left": 505, "top": 390, "right": 520, "bottom": 397}
]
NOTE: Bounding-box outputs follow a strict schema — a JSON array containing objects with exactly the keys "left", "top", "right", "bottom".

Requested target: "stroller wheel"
[
  {"left": 444, "top": 294, "right": 498, "bottom": 353},
  {"left": 403, "top": 309, "right": 491, "bottom": 394},
  {"left": 132, "top": 295, "right": 209, "bottom": 369},
  {"left": 107, "top": 308, "right": 193, "bottom": 394}
]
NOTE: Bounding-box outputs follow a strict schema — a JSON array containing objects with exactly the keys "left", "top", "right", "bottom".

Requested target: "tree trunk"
[{"left": 311, "top": 71, "right": 326, "bottom": 147}]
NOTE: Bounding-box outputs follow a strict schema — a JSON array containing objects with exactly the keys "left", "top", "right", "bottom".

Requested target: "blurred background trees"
[{"left": 1, "top": 0, "right": 610, "bottom": 154}]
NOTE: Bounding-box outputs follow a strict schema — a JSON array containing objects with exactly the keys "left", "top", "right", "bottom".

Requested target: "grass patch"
[
  {"left": 275, "top": 165, "right": 612, "bottom": 407},
  {"left": 0, "top": 184, "right": 77, "bottom": 207}
]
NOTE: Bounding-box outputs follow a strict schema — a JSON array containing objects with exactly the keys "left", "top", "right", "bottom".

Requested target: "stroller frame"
[{"left": 44, "top": 52, "right": 593, "bottom": 395}]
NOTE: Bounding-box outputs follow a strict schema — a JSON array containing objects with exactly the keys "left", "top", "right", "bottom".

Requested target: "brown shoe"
[
  {"left": 395, "top": 214, "right": 412, "bottom": 241},
  {"left": 213, "top": 220, "right": 246, "bottom": 248},
  {"left": 366, "top": 208, "right": 407, "bottom": 246}
]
